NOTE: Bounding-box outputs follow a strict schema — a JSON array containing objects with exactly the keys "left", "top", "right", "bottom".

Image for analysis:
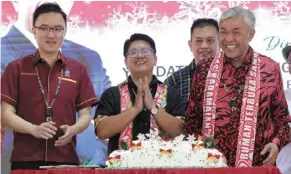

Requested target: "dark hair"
[
  {"left": 190, "top": 18, "right": 219, "bottom": 39},
  {"left": 123, "top": 33, "right": 156, "bottom": 58},
  {"left": 33, "top": 2, "right": 67, "bottom": 26}
]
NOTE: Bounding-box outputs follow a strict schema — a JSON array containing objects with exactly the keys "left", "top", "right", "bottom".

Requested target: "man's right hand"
[
  {"left": 132, "top": 78, "right": 144, "bottom": 113},
  {"left": 31, "top": 121, "right": 57, "bottom": 139}
]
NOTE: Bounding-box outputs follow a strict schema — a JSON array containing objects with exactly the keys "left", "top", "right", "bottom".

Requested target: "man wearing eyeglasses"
[
  {"left": 1, "top": 1, "right": 110, "bottom": 171},
  {"left": 94, "top": 33, "right": 185, "bottom": 155},
  {"left": 1, "top": 2, "right": 98, "bottom": 170}
]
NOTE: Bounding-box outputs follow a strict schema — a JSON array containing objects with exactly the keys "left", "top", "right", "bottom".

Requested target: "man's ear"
[
  {"left": 188, "top": 40, "right": 192, "bottom": 52},
  {"left": 249, "top": 29, "right": 255, "bottom": 42},
  {"left": 31, "top": 27, "right": 36, "bottom": 36},
  {"left": 63, "top": 27, "right": 67, "bottom": 37}
]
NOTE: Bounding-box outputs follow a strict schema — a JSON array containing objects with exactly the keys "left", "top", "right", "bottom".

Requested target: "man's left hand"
[
  {"left": 261, "top": 142, "right": 278, "bottom": 166},
  {"left": 55, "top": 125, "right": 76, "bottom": 147}
]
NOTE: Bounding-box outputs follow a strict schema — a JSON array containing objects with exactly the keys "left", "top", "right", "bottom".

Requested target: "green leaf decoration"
[
  {"left": 120, "top": 141, "right": 129, "bottom": 150},
  {"left": 158, "top": 130, "right": 165, "bottom": 137},
  {"left": 204, "top": 137, "right": 217, "bottom": 149},
  {"left": 81, "top": 157, "right": 92, "bottom": 165}
]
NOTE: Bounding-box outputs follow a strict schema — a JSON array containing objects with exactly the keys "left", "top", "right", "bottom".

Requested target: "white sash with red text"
[
  {"left": 203, "top": 51, "right": 261, "bottom": 167},
  {"left": 118, "top": 83, "right": 167, "bottom": 148}
]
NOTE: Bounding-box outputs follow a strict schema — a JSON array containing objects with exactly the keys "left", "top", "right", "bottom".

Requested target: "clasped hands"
[
  {"left": 31, "top": 122, "right": 76, "bottom": 147},
  {"left": 132, "top": 76, "right": 156, "bottom": 113}
]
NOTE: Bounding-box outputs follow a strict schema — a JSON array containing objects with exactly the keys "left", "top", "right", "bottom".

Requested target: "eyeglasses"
[
  {"left": 126, "top": 48, "right": 155, "bottom": 58},
  {"left": 34, "top": 25, "right": 66, "bottom": 35}
]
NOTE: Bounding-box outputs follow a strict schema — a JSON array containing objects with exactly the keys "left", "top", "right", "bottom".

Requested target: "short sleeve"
[
  {"left": 94, "top": 87, "right": 120, "bottom": 117},
  {"left": 165, "top": 87, "right": 186, "bottom": 117},
  {"left": 76, "top": 65, "right": 98, "bottom": 111},
  {"left": 1, "top": 62, "right": 19, "bottom": 108}
]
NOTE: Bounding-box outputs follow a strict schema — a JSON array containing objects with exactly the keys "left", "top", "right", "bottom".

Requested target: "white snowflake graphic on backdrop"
[
  {"left": 69, "top": 15, "right": 83, "bottom": 28},
  {"left": 227, "top": 1, "right": 250, "bottom": 9},
  {"left": 106, "top": 2, "right": 163, "bottom": 28},
  {"left": 0, "top": 16, "right": 16, "bottom": 37},
  {"left": 273, "top": 1, "right": 291, "bottom": 23},
  {"left": 171, "top": 1, "right": 226, "bottom": 23}
]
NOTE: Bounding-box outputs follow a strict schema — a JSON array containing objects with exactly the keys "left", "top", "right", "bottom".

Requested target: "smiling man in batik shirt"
[
  {"left": 94, "top": 33, "right": 185, "bottom": 154},
  {"left": 184, "top": 7, "right": 291, "bottom": 167}
]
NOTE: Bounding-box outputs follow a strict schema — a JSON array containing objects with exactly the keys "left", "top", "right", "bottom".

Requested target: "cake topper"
[{"left": 204, "top": 137, "right": 217, "bottom": 149}]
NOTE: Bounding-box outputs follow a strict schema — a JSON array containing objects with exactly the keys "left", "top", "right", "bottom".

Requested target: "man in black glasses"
[
  {"left": 94, "top": 33, "right": 185, "bottom": 155},
  {"left": 1, "top": 2, "right": 97, "bottom": 170}
]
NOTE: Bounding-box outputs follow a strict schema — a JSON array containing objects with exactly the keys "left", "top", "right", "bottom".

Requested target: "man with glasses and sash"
[
  {"left": 94, "top": 33, "right": 185, "bottom": 155},
  {"left": 1, "top": 3, "right": 97, "bottom": 170},
  {"left": 184, "top": 7, "right": 291, "bottom": 167}
]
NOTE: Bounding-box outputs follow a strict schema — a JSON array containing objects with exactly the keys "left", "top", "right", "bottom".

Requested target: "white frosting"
[{"left": 107, "top": 129, "right": 227, "bottom": 168}]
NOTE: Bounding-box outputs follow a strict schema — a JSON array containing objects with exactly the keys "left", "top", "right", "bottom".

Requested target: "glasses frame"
[
  {"left": 34, "top": 25, "right": 66, "bottom": 35},
  {"left": 126, "top": 48, "right": 155, "bottom": 58}
]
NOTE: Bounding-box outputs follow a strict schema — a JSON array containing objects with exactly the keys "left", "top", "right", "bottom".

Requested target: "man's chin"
[
  {"left": 224, "top": 51, "right": 240, "bottom": 59},
  {"left": 44, "top": 48, "right": 60, "bottom": 53}
]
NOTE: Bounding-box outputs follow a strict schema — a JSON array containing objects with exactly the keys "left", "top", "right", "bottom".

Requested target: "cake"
[{"left": 106, "top": 129, "right": 227, "bottom": 168}]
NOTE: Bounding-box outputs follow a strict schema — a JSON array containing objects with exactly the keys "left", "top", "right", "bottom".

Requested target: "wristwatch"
[{"left": 151, "top": 104, "right": 159, "bottom": 115}]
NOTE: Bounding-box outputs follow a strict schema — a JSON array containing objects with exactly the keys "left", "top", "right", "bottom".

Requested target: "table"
[{"left": 11, "top": 166, "right": 281, "bottom": 174}]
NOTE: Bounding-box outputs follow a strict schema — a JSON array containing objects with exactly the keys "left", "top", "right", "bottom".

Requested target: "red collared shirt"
[
  {"left": 185, "top": 48, "right": 291, "bottom": 166},
  {"left": 1, "top": 51, "right": 98, "bottom": 163}
]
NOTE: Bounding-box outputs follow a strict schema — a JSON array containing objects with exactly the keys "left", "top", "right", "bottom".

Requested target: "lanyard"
[{"left": 35, "top": 66, "right": 63, "bottom": 122}]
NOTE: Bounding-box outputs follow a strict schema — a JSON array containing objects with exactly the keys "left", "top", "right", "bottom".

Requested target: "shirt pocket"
[
  {"left": 19, "top": 73, "right": 39, "bottom": 97},
  {"left": 58, "top": 77, "right": 78, "bottom": 100}
]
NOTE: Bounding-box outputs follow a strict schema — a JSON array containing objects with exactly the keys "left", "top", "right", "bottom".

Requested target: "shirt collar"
[
  {"left": 31, "top": 50, "right": 67, "bottom": 67},
  {"left": 128, "top": 75, "right": 158, "bottom": 91},
  {"left": 188, "top": 59, "right": 196, "bottom": 70}
]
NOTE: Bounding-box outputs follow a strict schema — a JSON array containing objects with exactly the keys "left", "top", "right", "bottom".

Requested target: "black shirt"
[{"left": 95, "top": 75, "right": 185, "bottom": 154}]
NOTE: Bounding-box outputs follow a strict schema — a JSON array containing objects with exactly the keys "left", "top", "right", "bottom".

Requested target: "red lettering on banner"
[
  {"left": 210, "top": 73, "right": 217, "bottom": 78},
  {"left": 209, "top": 79, "right": 215, "bottom": 84},
  {"left": 206, "top": 91, "right": 213, "bottom": 97},
  {"left": 207, "top": 85, "right": 214, "bottom": 91},
  {"left": 241, "top": 145, "right": 250, "bottom": 153},
  {"left": 244, "top": 125, "right": 252, "bottom": 132},
  {"left": 205, "top": 122, "right": 211, "bottom": 129},
  {"left": 248, "top": 91, "right": 255, "bottom": 98},
  {"left": 240, "top": 153, "right": 249, "bottom": 160},
  {"left": 205, "top": 106, "right": 211, "bottom": 112},
  {"left": 245, "top": 115, "right": 253, "bottom": 121},
  {"left": 245, "top": 111, "right": 253, "bottom": 116},
  {"left": 206, "top": 98, "right": 213, "bottom": 106},
  {"left": 247, "top": 99, "right": 254, "bottom": 105},
  {"left": 246, "top": 105, "right": 254, "bottom": 111}
]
